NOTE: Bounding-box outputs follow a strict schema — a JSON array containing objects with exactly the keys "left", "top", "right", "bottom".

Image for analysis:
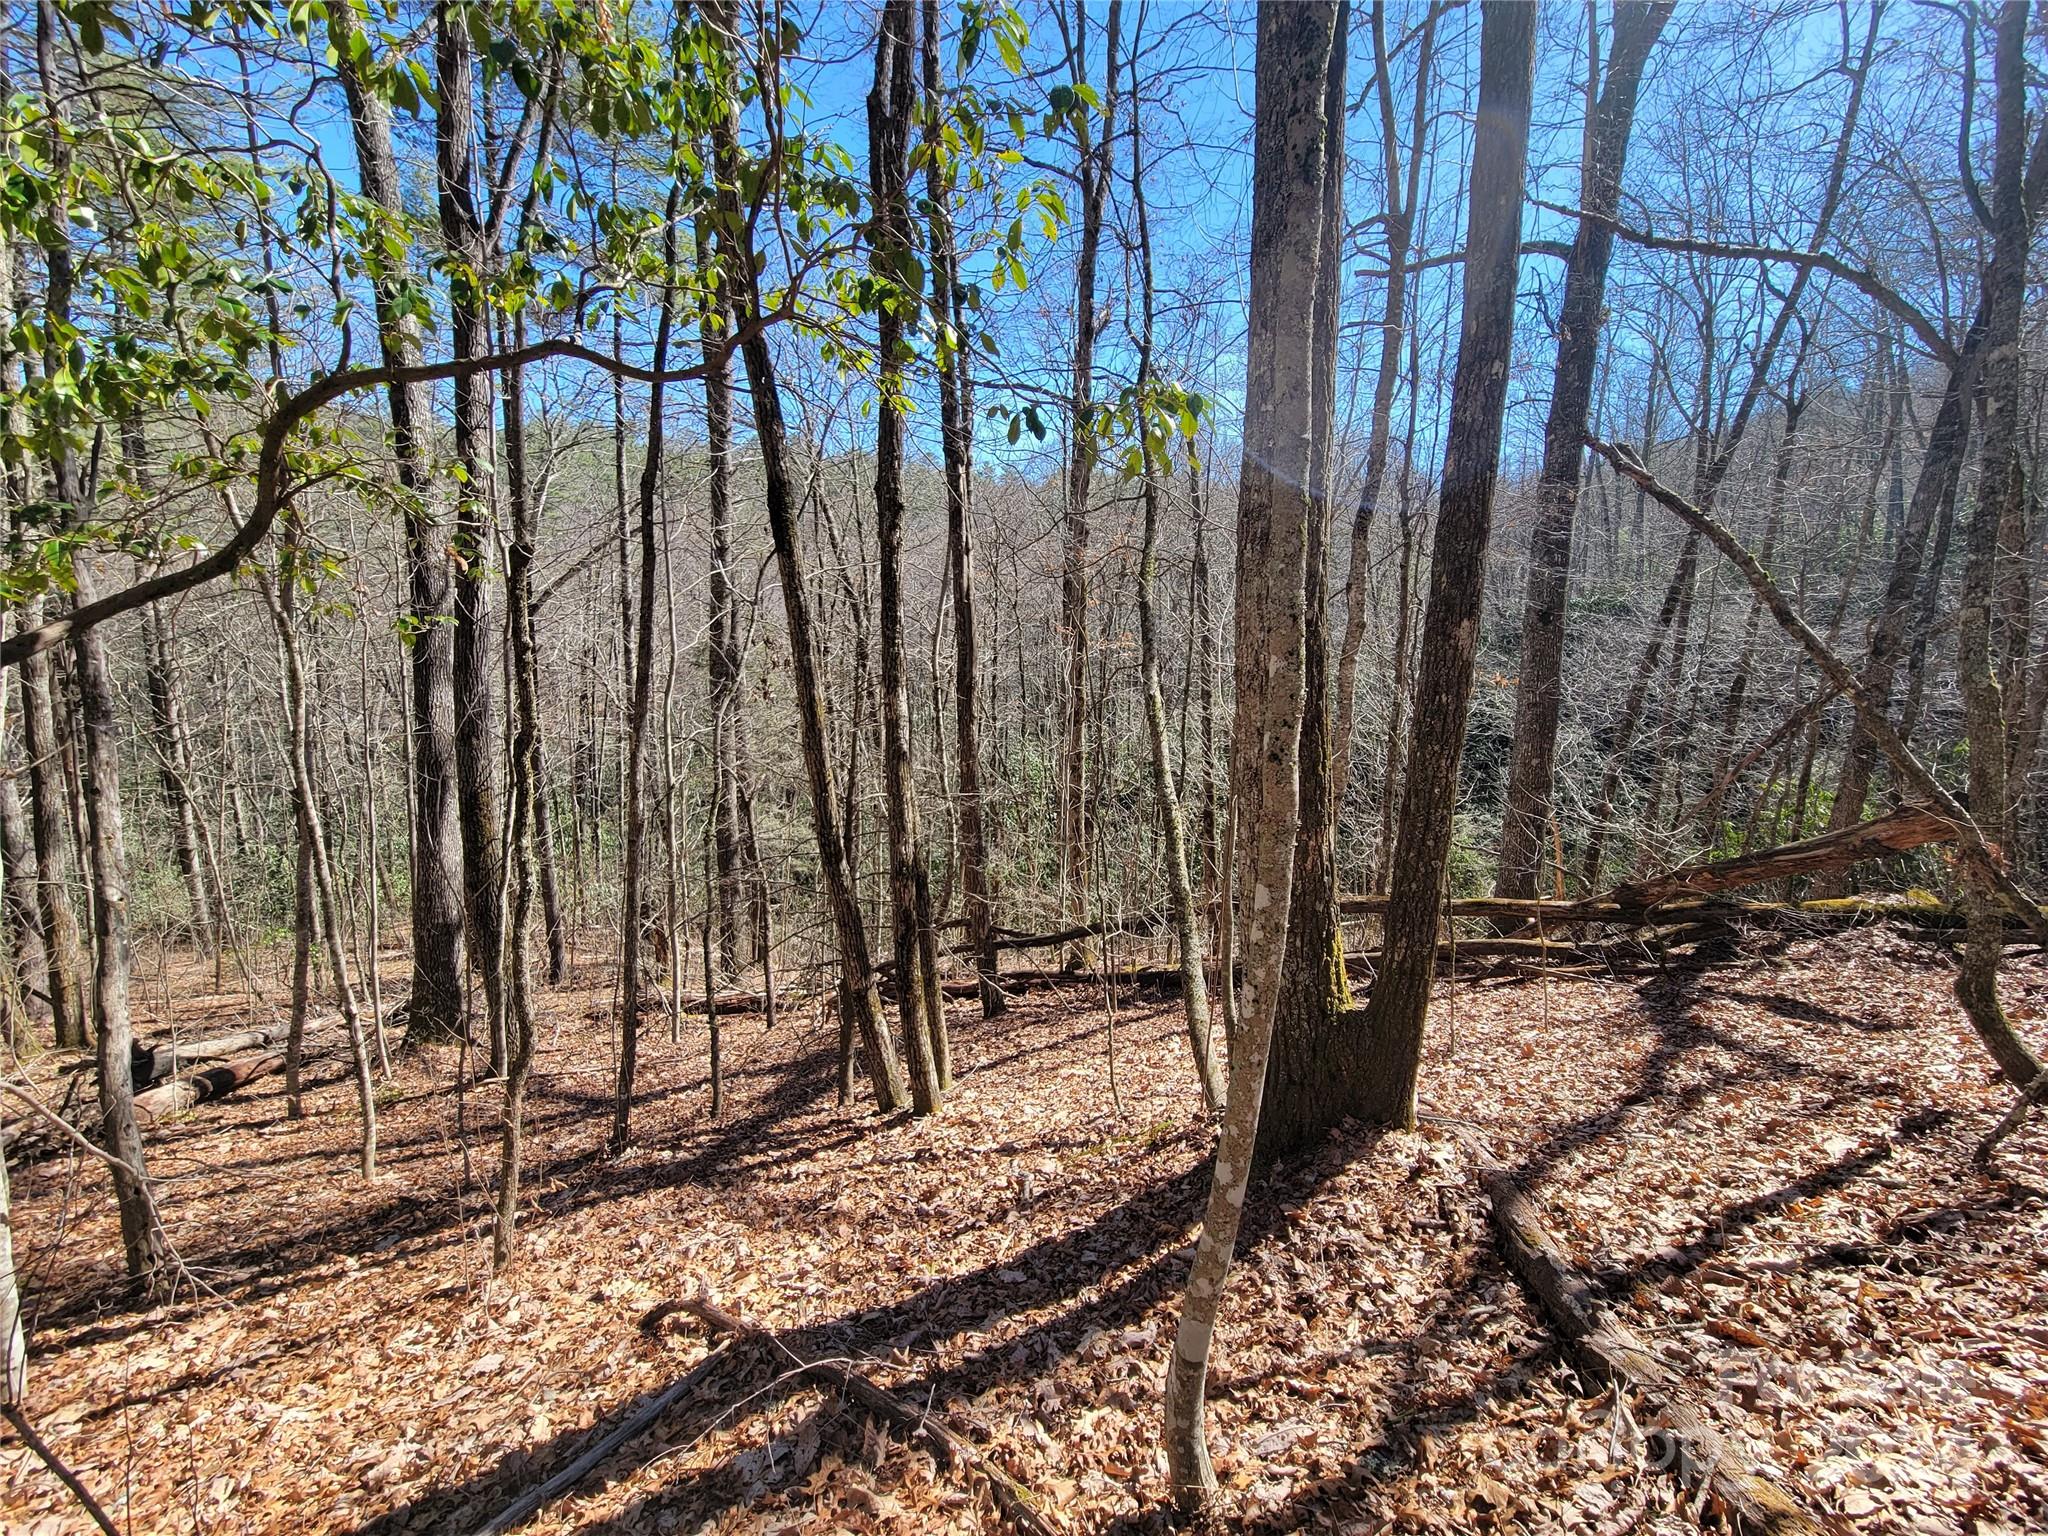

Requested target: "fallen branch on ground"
[
  {"left": 1452, "top": 1126, "right": 1834, "bottom": 1535},
  {"left": 468, "top": 1343, "right": 733, "bottom": 1536},
  {"left": 678, "top": 1292, "right": 1057, "bottom": 1536}
]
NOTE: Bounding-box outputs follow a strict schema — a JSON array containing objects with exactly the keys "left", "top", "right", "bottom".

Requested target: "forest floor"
[{"left": 6, "top": 925, "right": 2047, "bottom": 1535}]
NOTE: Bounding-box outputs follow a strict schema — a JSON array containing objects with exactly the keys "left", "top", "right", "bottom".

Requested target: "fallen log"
[
  {"left": 1608, "top": 804, "right": 1959, "bottom": 911},
  {"left": 679, "top": 1294, "right": 1056, "bottom": 1536},
  {"left": 130, "top": 1028, "right": 277, "bottom": 1088},
  {"left": 133, "top": 1051, "right": 286, "bottom": 1123},
  {"left": 1451, "top": 1127, "right": 1831, "bottom": 1534},
  {"left": 469, "top": 1343, "right": 733, "bottom": 1536}
]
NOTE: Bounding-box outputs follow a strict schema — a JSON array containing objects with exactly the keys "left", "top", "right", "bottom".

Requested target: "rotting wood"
[
  {"left": 129, "top": 1028, "right": 277, "bottom": 1088},
  {"left": 1451, "top": 1125, "right": 1835, "bottom": 1535},
  {"left": 678, "top": 1292, "right": 1058, "bottom": 1536},
  {"left": 133, "top": 1051, "right": 286, "bottom": 1123}
]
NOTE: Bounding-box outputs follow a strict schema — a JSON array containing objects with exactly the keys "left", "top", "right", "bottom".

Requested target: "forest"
[{"left": 2, "top": 0, "right": 2046, "bottom": 1530}]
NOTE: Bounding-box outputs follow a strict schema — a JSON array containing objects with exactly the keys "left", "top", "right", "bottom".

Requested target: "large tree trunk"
[
  {"left": 325, "top": 0, "right": 465, "bottom": 1044},
  {"left": 705, "top": 10, "right": 909, "bottom": 1112},
  {"left": 869, "top": 0, "right": 948, "bottom": 1113},
  {"left": 924, "top": 0, "right": 1001, "bottom": 1019},
  {"left": 1257, "top": 13, "right": 1352, "bottom": 1167},
  {"left": 434, "top": 1, "right": 505, "bottom": 1070},
  {"left": 35, "top": 0, "right": 161, "bottom": 1289},
  {"left": 1353, "top": 0, "right": 1536, "bottom": 1131},
  {"left": 1162, "top": 1, "right": 1342, "bottom": 1509},
  {"left": 1495, "top": 1, "right": 1672, "bottom": 899}
]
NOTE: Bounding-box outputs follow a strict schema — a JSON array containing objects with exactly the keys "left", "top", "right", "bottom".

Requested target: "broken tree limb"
[
  {"left": 469, "top": 1343, "right": 733, "bottom": 1536},
  {"left": 678, "top": 1293, "right": 1057, "bottom": 1536},
  {"left": 1589, "top": 437, "right": 2048, "bottom": 952},
  {"left": 132, "top": 1051, "right": 286, "bottom": 1123},
  {"left": 1451, "top": 1127, "right": 1832, "bottom": 1535},
  {"left": 1607, "top": 804, "right": 1960, "bottom": 911}
]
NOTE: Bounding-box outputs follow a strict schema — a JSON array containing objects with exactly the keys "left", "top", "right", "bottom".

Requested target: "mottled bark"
[{"left": 1163, "top": 1, "right": 1342, "bottom": 1509}]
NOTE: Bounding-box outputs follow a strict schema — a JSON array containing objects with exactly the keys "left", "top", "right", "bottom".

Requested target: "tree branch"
[
  {"left": 1542, "top": 199, "right": 1957, "bottom": 366},
  {"left": 1, "top": 315, "right": 784, "bottom": 672}
]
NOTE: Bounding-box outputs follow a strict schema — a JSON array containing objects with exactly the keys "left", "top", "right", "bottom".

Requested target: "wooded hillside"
[{"left": 1, "top": 1, "right": 2045, "bottom": 1532}]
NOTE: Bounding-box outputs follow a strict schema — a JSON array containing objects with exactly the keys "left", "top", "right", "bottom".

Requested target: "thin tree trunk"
[
  {"left": 924, "top": 0, "right": 1000, "bottom": 1018},
  {"left": 702, "top": 15, "right": 909, "bottom": 1110},
  {"left": 1056, "top": 0, "right": 1121, "bottom": 971},
  {"left": 608, "top": 172, "right": 684, "bottom": 1154},
  {"left": 869, "top": 0, "right": 948, "bottom": 1112},
  {"left": 1334, "top": 0, "right": 1438, "bottom": 817},
  {"left": 1129, "top": 51, "right": 1220, "bottom": 1112},
  {"left": 434, "top": 0, "right": 506, "bottom": 1072}
]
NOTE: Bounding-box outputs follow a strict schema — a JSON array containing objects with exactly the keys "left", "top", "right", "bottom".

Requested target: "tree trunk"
[
  {"left": 869, "top": 0, "right": 948, "bottom": 1113},
  {"left": 704, "top": 15, "right": 909, "bottom": 1112},
  {"left": 434, "top": 0, "right": 505, "bottom": 1070},
  {"left": 1056, "top": 0, "right": 1121, "bottom": 971},
  {"left": 1163, "top": 2, "right": 1342, "bottom": 1509},
  {"left": 924, "top": 0, "right": 1001, "bottom": 1019},
  {"left": 1258, "top": 13, "right": 1353, "bottom": 1167},
  {"left": 609, "top": 173, "right": 684, "bottom": 1154},
  {"left": 33, "top": 0, "right": 161, "bottom": 1288},
  {"left": 324, "top": 0, "right": 465, "bottom": 1046},
  {"left": 142, "top": 604, "right": 217, "bottom": 947},
  {"left": 1353, "top": 0, "right": 1536, "bottom": 1131},
  {"left": 19, "top": 638, "right": 83, "bottom": 1050},
  {"left": 1129, "top": 50, "right": 1221, "bottom": 1112},
  {"left": 1333, "top": 0, "right": 1438, "bottom": 821},
  {"left": 496, "top": 308, "right": 545, "bottom": 1266},
  {"left": 1495, "top": 0, "right": 1672, "bottom": 898},
  {"left": 1954, "top": 1, "right": 2046, "bottom": 1092}
]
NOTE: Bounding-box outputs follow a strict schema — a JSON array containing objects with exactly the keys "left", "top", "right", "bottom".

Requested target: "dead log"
[
  {"left": 129, "top": 1028, "right": 277, "bottom": 1088},
  {"left": 679, "top": 1294, "right": 1057, "bottom": 1536},
  {"left": 469, "top": 1343, "right": 733, "bottom": 1536},
  {"left": 1451, "top": 1127, "right": 1832, "bottom": 1534},
  {"left": 133, "top": 1051, "right": 286, "bottom": 1123},
  {"left": 1608, "top": 803, "right": 1958, "bottom": 911}
]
